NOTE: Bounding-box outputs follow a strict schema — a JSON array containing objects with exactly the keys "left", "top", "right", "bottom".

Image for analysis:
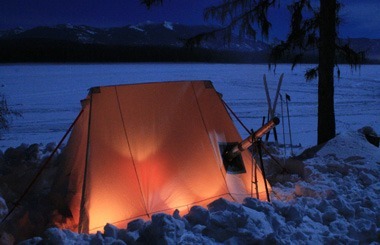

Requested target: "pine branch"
[
  {"left": 142, "top": 0, "right": 364, "bottom": 77},
  {"left": 186, "top": 0, "right": 275, "bottom": 48},
  {"left": 204, "top": 0, "right": 277, "bottom": 41},
  {"left": 270, "top": 1, "right": 320, "bottom": 70},
  {"left": 140, "top": 0, "right": 163, "bottom": 9},
  {"left": 335, "top": 42, "right": 365, "bottom": 67},
  {"left": 305, "top": 66, "right": 319, "bottom": 81}
]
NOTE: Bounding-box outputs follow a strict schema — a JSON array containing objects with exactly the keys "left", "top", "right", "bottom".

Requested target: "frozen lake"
[{"left": 0, "top": 63, "right": 379, "bottom": 151}]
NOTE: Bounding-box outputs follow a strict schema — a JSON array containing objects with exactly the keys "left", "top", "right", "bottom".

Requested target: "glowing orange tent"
[{"left": 54, "top": 80, "right": 270, "bottom": 233}]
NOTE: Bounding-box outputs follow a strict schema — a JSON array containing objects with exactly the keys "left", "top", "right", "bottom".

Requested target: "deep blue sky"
[{"left": 1, "top": 0, "right": 379, "bottom": 39}]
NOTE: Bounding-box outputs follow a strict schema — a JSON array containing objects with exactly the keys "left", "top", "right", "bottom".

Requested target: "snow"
[
  {"left": 85, "top": 29, "right": 96, "bottom": 35},
  {"left": 163, "top": 21, "right": 174, "bottom": 30},
  {"left": 77, "top": 34, "right": 93, "bottom": 43},
  {"left": 13, "top": 128, "right": 380, "bottom": 244},
  {"left": 63, "top": 23, "right": 74, "bottom": 29},
  {"left": 129, "top": 25, "right": 144, "bottom": 32},
  {"left": 0, "top": 63, "right": 378, "bottom": 152},
  {"left": 0, "top": 63, "right": 379, "bottom": 243}
]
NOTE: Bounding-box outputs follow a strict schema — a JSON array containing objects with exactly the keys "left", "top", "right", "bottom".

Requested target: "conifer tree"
[{"left": 142, "top": 0, "right": 363, "bottom": 145}]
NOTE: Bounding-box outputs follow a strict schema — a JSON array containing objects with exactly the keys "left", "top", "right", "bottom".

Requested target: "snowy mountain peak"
[
  {"left": 136, "top": 20, "right": 155, "bottom": 27},
  {"left": 14, "top": 26, "right": 25, "bottom": 34},
  {"left": 65, "top": 23, "right": 74, "bottom": 29},
  {"left": 129, "top": 25, "right": 145, "bottom": 32},
  {"left": 1, "top": 22, "right": 378, "bottom": 61},
  {"left": 163, "top": 21, "right": 174, "bottom": 31},
  {"left": 0, "top": 26, "right": 25, "bottom": 37}
]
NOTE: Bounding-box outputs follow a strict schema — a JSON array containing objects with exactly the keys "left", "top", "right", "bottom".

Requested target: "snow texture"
[{"left": 4, "top": 128, "right": 380, "bottom": 244}]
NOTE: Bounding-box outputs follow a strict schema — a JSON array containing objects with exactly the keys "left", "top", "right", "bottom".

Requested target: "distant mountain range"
[{"left": 0, "top": 22, "right": 379, "bottom": 63}]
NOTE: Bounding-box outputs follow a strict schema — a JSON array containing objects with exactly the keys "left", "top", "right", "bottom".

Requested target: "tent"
[{"left": 53, "top": 80, "right": 270, "bottom": 233}]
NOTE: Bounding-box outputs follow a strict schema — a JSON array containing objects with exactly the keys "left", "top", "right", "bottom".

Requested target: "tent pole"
[
  {"left": 115, "top": 87, "right": 151, "bottom": 218},
  {"left": 256, "top": 139, "right": 271, "bottom": 202},
  {"left": 78, "top": 94, "right": 93, "bottom": 233},
  {"left": 0, "top": 109, "right": 84, "bottom": 227},
  {"left": 222, "top": 99, "right": 251, "bottom": 135},
  {"left": 250, "top": 130, "right": 254, "bottom": 198}
]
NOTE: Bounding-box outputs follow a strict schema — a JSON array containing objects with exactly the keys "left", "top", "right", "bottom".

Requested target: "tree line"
[
  {"left": 0, "top": 38, "right": 276, "bottom": 63},
  {"left": 2, "top": 38, "right": 373, "bottom": 64}
]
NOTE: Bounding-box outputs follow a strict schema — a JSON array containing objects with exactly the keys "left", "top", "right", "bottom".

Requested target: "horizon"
[
  {"left": 2, "top": 21, "right": 380, "bottom": 42},
  {"left": 1, "top": 0, "right": 379, "bottom": 39}
]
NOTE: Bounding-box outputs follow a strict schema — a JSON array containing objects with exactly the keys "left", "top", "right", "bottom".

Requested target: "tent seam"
[
  {"left": 78, "top": 94, "right": 93, "bottom": 233},
  {"left": 114, "top": 86, "right": 150, "bottom": 218},
  {"left": 190, "top": 82, "right": 236, "bottom": 202}
]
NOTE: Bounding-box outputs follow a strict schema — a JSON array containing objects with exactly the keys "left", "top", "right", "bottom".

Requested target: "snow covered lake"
[
  {"left": 0, "top": 63, "right": 379, "bottom": 243},
  {"left": 0, "top": 63, "right": 379, "bottom": 152}
]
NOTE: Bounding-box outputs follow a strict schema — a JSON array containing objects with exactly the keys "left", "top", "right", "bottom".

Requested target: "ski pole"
[
  {"left": 280, "top": 94, "right": 287, "bottom": 158},
  {"left": 285, "top": 93, "right": 294, "bottom": 155}
]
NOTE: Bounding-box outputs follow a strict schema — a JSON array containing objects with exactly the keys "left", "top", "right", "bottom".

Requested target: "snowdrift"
[{"left": 0, "top": 128, "right": 379, "bottom": 244}]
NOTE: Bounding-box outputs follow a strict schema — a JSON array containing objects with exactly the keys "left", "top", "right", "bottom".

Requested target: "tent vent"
[{"left": 219, "top": 142, "right": 246, "bottom": 174}]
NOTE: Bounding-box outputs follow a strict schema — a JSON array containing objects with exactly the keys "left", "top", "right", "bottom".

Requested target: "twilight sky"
[{"left": 0, "top": 0, "right": 379, "bottom": 39}]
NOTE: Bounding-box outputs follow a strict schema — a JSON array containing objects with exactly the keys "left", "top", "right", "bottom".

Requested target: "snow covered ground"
[
  {"left": 0, "top": 63, "right": 379, "bottom": 243},
  {"left": 10, "top": 128, "right": 380, "bottom": 244},
  {"left": 0, "top": 63, "right": 379, "bottom": 151}
]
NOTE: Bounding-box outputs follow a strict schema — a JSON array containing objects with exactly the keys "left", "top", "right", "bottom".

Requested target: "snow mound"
[
  {"left": 317, "top": 129, "right": 380, "bottom": 161},
  {"left": 8, "top": 129, "right": 380, "bottom": 243}
]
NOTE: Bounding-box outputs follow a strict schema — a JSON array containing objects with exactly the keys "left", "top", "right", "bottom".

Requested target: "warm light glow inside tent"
[{"left": 54, "top": 80, "right": 271, "bottom": 233}]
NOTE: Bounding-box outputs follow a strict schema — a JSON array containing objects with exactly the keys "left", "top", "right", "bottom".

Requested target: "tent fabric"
[{"left": 55, "top": 80, "right": 270, "bottom": 233}]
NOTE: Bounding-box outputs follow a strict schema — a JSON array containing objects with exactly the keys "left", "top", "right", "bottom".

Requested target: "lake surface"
[{"left": 0, "top": 63, "right": 379, "bottom": 151}]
